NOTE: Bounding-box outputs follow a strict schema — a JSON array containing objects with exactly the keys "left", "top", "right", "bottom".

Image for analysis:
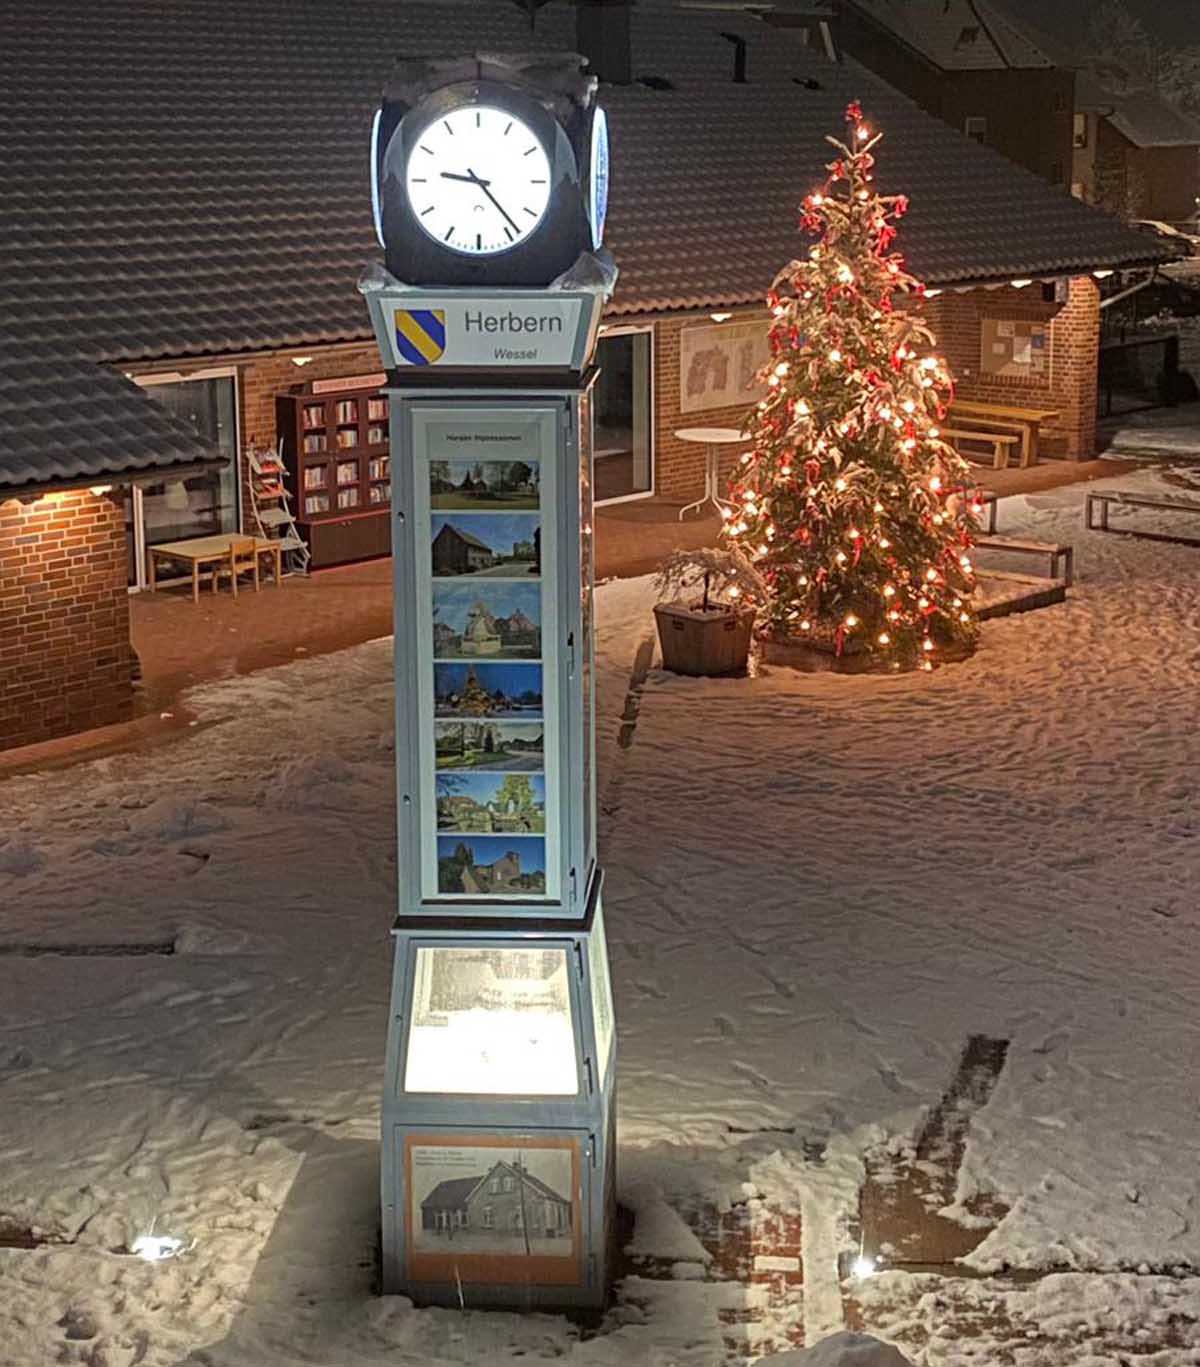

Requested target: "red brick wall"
[
  {"left": 654, "top": 314, "right": 764, "bottom": 502},
  {"left": 923, "top": 277, "right": 1100, "bottom": 457},
  {"left": 0, "top": 489, "right": 134, "bottom": 752}
]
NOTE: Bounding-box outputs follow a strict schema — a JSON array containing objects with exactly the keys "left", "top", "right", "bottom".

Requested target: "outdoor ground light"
[{"left": 130, "top": 1234, "right": 186, "bottom": 1262}]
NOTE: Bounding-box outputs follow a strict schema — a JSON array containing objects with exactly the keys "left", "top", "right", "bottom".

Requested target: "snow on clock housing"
[{"left": 374, "top": 56, "right": 605, "bottom": 288}]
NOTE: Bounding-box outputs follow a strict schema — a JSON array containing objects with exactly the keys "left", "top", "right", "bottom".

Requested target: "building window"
[
  {"left": 594, "top": 328, "right": 653, "bottom": 503},
  {"left": 1073, "top": 113, "right": 1088, "bottom": 149},
  {"left": 481, "top": 1206, "right": 493, "bottom": 1229},
  {"left": 964, "top": 116, "right": 987, "bottom": 143},
  {"left": 502, "top": 1176, "right": 514, "bottom": 1193},
  {"left": 130, "top": 369, "right": 240, "bottom": 587}
]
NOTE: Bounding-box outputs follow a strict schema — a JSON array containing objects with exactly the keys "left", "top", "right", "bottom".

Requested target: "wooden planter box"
[{"left": 654, "top": 601, "right": 756, "bottom": 677}]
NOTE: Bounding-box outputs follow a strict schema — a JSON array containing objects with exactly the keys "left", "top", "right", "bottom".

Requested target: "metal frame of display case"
[{"left": 363, "top": 282, "right": 614, "bottom": 1310}]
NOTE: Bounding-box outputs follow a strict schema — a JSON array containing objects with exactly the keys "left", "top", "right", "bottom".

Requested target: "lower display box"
[{"left": 403, "top": 1132, "right": 585, "bottom": 1287}]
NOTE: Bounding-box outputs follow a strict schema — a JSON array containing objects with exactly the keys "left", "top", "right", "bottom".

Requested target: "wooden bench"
[
  {"left": 950, "top": 401, "right": 1061, "bottom": 468},
  {"left": 941, "top": 426, "right": 1021, "bottom": 470},
  {"left": 974, "top": 535, "right": 1074, "bottom": 586},
  {"left": 1085, "top": 490, "right": 1200, "bottom": 546}
]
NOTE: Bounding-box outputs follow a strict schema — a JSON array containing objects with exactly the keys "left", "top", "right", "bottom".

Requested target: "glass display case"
[{"left": 404, "top": 945, "right": 578, "bottom": 1096}]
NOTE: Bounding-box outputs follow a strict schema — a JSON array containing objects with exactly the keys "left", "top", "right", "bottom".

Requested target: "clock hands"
[{"left": 440, "top": 167, "right": 521, "bottom": 236}]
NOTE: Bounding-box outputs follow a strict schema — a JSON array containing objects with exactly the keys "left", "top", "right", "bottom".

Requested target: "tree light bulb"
[
  {"left": 878, "top": 632, "right": 890, "bottom": 645},
  {"left": 918, "top": 596, "right": 929, "bottom": 609},
  {"left": 926, "top": 568, "right": 938, "bottom": 581},
  {"left": 923, "top": 638, "right": 933, "bottom": 652},
  {"left": 879, "top": 537, "right": 890, "bottom": 548},
  {"left": 848, "top": 528, "right": 860, "bottom": 540},
  {"left": 873, "top": 501, "right": 884, "bottom": 513},
  {"left": 835, "top": 477, "right": 847, "bottom": 491},
  {"left": 883, "top": 584, "right": 895, "bottom": 597},
  {"left": 838, "top": 265, "right": 855, "bottom": 284},
  {"left": 920, "top": 357, "right": 938, "bottom": 371},
  {"left": 929, "top": 476, "right": 942, "bottom": 492},
  {"left": 729, "top": 586, "right": 741, "bottom": 598},
  {"left": 801, "top": 619, "right": 812, "bottom": 631},
  {"left": 857, "top": 125, "right": 870, "bottom": 141},
  {"left": 960, "top": 556, "right": 973, "bottom": 572},
  {"left": 775, "top": 361, "right": 790, "bottom": 377},
  {"left": 922, "top": 659, "right": 933, "bottom": 672},
  {"left": 829, "top": 349, "right": 842, "bottom": 363},
  {"left": 845, "top": 614, "right": 858, "bottom": 627},
  {"left": 796, "top": 400, "right": 810, "bottom": 416},
  {"left": 835, "top": 551, "right": 848, "bottom": 564},
  {"left": 902, "top": 400, "right": 916, "bottom": 414}
]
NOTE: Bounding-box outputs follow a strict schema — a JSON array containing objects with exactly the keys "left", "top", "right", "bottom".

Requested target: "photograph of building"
[
  {"left": 433, "top": 664, "right": 543, "bottom": 719},
  {"left": 435, "top": 773, "right": 546, "bottom": 835},
  {"left": 412, "top": 1149, "right": 574, "bottom": 1257},
  {"left": 435, "top": 722, "right": 544, "bottom": 772},
  {"left": 429, "top": 459, "right": 541, "bottom": 511},
  {"left": 437, "top": 836, "right": 547, "bottom": 895},
  {"left": 431, "top": 584, "right": 542, "bottom": 660},
  {"left": 430, "top": 514, "right": 541, "bottom": 579}
]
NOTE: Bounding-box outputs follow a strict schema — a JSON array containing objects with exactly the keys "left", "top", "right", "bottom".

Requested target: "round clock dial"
[{"left": 405, "top": 105, "right": 553, "bottom": 256}]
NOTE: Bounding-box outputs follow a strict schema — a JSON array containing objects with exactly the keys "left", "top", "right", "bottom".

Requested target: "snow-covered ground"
[{"left": 2, "top": 463, "right": 1200, "bottom": 1365}]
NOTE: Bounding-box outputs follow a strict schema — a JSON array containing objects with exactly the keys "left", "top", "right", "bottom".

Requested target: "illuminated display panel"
[{"left": 405, "top": 946, "right": 579, "bottom": 1095}]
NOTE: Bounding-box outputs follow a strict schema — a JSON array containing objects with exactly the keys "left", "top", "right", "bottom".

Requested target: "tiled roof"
[
  {"left": 843, "top": 0, "right": 1054, "bottom": 70},
  {"left": 0, "top": 0, "right": 1179, "bottom": 490},
  {"left": 1075, "top": 76, "right": 1200, "bottom": 150},
  {"left": 0, "top": 346, "right": 223, "bottom": 492}
]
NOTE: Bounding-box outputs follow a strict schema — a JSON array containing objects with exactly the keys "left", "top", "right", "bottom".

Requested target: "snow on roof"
[{"left": 844, "top": 0, "right": 1055, "bottom": 71}]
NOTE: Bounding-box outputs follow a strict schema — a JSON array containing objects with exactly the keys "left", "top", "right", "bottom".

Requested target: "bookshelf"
[{"left": 277, "top": 388, "right": 392, "bottom": 568}]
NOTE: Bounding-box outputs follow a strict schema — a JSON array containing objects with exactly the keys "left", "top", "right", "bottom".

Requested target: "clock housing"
[{"left": 378, "top": 80, "right": 594, "bottom": 288}]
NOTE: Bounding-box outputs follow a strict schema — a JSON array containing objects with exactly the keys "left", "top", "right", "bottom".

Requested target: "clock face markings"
[{"left": 405, "top": 105, "right": 553, "bottom": 255}]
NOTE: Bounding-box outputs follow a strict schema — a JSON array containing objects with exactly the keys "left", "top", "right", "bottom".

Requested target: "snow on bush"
[{"left": 125, "top": 795, "right": 229, "bottom": 842}]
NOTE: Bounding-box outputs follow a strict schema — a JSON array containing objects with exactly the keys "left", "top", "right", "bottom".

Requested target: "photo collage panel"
[{"left": 428, "top": 458, "right": 548, "bottom": 896}]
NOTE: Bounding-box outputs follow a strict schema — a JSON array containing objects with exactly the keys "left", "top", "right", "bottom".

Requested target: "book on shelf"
[
  {"left": 303, "top": 467, "right": 327, "bottom": 490},
  {"left": 337, "top": 461, "right": 358, "bottom": 485},
  {"left": 338, "top": 488, "right": 360, "bottom": 509},
  {"left": 369, "top": 458, "right": 389, "bottom": 481},
  {"left": 305, "top": 493, "right": 330, "bottom": 515},
  {"left": 302, "top": 433, "right": 326, "bottom": 454},
  {"left": 336, "top": 428, "right": 358, "bottom": 449},
  {"left": 369, "top": 483, "right": 391, "bottom": 504},
  {"left": 302, "top": 404, "right": 324, "bottom": 430},
  {"left": 367, "top": 397, "right": 387, "bottom": 422},
  {"left": 367, "top": 425, "right": 387, "bottom": 445},
  {"left": 335, "top": 399, "right": 357, "bottom": 424}
]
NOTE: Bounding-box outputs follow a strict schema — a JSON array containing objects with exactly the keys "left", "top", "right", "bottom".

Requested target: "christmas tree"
[{"left": 724, "top": 101, "right": 980, "bottom": 672}]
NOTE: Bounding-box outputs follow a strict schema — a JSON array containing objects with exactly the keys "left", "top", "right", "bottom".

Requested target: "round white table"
[{"left": 673, "top": 427, "right": 748, "bottom": 520}]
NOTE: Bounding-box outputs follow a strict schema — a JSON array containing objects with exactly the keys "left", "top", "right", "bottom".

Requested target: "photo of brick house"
[
  {"left": 0, "top": 0, "right": 1179, "bottom": 755},
  {"left": 430, "top": 515, "right": 542, "bottom": 579},
  {"left": 417, "top": 1157, "right": 573, "bottom": 1250}
]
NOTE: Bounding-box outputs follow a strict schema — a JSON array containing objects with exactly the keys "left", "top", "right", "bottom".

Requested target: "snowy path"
[{"left": 1, "top": 465, "right": 1200, "bottom": 1364}]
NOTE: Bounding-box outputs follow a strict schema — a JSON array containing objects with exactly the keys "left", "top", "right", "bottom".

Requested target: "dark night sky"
[{"left": 998, "top": 0, "right": 1200, "bottom": 51}]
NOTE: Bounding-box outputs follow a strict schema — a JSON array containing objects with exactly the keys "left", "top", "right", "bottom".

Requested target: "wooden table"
[
  {"left": 949, "top": 401, "right": 1060, "bottom": 468},
  {"left": 673, "top": 427, "right": 748, "bottom": 520},
  {"left": 147, "top": 534, "right": 284, "bottom": 603}
]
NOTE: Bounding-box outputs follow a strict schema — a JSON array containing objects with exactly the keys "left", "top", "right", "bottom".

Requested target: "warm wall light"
[
  {"left": 709, "top": 312, "right": 733, "bottom": 323},
  {"left": 1093, "top": 269, "right": 1114, "bottom": 279},
  {"left": 291, "top": 355, "right": 314, "bottom": 367},
  {"left": 1010, "top": 278, "right": 1033, "bottom": 289},
  {"left": 89, "top": 485, "right": 113, "bottom": 496},
  {"left": 925, "top": 288, "right": 942, "bottom": 297}
]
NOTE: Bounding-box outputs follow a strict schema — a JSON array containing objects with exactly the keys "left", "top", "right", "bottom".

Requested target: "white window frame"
[
  {"left": 594, "top": 323, "right": 656, "bottom": 506},
  {"left": 127, "top": 365, "right": 242, "bottom": 590}
]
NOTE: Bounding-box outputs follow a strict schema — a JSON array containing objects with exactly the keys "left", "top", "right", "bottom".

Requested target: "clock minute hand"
[{"left": 466, "top": 167, "right": 521, "bottom": 235}]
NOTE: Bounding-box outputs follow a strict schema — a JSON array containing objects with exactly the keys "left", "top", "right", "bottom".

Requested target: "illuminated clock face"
[{"left": 405, "top": 105, "right": 553, "bottom": 256}]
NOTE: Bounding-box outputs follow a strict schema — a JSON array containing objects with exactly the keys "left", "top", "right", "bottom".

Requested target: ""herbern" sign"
[{"left": 384, "top": 294, "right": 588, "bottom": 369}]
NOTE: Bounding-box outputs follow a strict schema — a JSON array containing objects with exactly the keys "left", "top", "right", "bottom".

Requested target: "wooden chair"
[{"left": 212, "top": 538, "right": 260, "bottom": 598}]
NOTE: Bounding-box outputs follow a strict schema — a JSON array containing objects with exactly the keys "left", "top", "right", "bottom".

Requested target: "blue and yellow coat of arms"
[{"left": 393, "top": 308, "right": 447, "bottom": 365}]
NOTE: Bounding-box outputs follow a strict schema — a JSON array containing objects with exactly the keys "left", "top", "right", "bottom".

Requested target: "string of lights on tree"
[{"left": 724, "top": 101, "right": 982, "bottom": 671}]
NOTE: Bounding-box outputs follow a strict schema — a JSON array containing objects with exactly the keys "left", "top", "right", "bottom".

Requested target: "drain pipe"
[{"left": 1098, "top": 268, "right": 1158, "bottom": 310}]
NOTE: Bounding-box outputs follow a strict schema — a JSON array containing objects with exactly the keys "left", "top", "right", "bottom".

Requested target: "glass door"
[{"left": 130, "top": 370, "right": 240, "bottom": 584}]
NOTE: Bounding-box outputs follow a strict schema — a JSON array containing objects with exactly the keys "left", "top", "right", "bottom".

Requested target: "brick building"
[
  {"left": 779, "top": 0, "right": 1076, "bottom": 189},
  {"left": 0, "top": 0, "right": 1175, "bottom": 752},
  {"left": 1071, "top": 77, "right": 1200, "bottom": 228}
]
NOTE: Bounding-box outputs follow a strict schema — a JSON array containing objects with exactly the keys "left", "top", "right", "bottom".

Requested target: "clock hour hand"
[{"left": 439, "top": 170, "right": 491, "bottom": 186}]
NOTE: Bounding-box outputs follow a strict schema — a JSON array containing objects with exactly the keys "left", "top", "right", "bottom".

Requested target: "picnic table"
[
  {"left": 147, "top": 534, "right": 284, "bottom": 603},
  {"left": 949, "top": 400, "right": 1060, "bottom": 468}
]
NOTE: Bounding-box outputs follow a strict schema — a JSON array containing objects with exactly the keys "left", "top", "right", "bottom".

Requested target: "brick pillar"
[
  {"left": 1051, "top": 275, "right": 1100, "bottom": 458},
  {"left": 0, "top": 488, "right": 135, "bottom": 752}
]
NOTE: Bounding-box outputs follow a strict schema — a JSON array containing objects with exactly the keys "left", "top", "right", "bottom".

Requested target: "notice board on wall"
[
  {"left": 679, "top": 321, "right": 769, "bottom": 414},
  {"left": 981, "top": 319, "right": 1048, "bottom": 379}
]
